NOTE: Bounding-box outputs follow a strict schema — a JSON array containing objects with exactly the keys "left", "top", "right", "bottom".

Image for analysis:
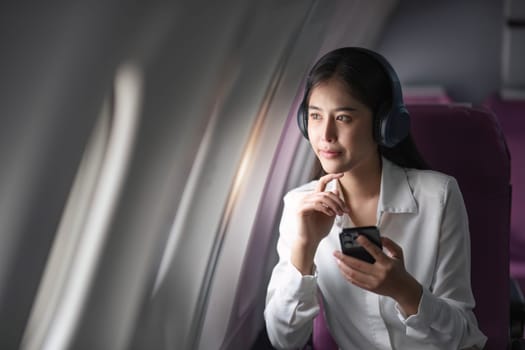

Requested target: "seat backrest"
[
  {"left": 312, "top": 297, "right": 338, "bottom": 350},
  {"left": 409, "top": 104, "right": 511, "bottom": 350},
  {"left": 311, "top": 104, "right": 511, "bottom": 350},
  {"left": 484, "top": 93, "right": 525, "bottom": 293}
]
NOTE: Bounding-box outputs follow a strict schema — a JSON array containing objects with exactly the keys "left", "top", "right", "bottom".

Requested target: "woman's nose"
[{"left": 321, "top": 118, "right": 337, "bottom": 142}]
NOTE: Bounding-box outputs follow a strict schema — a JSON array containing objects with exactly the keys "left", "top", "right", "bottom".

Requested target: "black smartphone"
[{"left": 339, "top": 226, "right": 382, "bottom": 263}]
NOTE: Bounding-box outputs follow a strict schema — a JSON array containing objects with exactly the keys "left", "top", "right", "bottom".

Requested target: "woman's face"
[{"left": 307, "top": 77, "right": 378, "bottom": 174}]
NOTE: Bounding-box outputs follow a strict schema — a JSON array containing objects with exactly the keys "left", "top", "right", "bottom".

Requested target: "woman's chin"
[{"left": 320, "top": 163, "right": 349, "bottom": 175}]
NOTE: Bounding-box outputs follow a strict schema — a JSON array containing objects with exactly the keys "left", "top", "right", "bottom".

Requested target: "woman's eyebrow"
[
  {"left": 308, "top": 105, "right": 323, "bottom": 111},
  {"left": 308, "top": 105, "right": 357, "bottom": 112}
]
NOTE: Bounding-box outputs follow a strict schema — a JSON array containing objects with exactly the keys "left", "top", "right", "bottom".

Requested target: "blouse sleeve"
[
  {"left": 396, "top": 177, "right": 487, "bottom": 349},
  {"left": 264, "top": 190, "right": 320, "bottom": 350}
]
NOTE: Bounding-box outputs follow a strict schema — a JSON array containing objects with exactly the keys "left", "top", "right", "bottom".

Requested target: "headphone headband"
[{"left": 297, "top": 47, "right": 410, "bottom": 148}]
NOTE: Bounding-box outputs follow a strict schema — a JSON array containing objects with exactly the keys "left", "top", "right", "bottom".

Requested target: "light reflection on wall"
[{"left": 21, "top": 63, "right": 143, "bottom": 350}]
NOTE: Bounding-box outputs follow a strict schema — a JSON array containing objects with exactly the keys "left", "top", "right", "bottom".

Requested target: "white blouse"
[{"left": 264, "top": 158, "right": 487, "bottom": 350}]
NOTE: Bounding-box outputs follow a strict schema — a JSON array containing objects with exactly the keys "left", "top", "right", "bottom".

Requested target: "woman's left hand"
[{"left": 333, "top": 235, "right": 423, "bottom": 316}]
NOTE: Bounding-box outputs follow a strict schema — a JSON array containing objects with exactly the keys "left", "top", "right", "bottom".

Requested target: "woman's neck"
[{"left": 338, "top": 155, "right": 382, "bottom": 205}]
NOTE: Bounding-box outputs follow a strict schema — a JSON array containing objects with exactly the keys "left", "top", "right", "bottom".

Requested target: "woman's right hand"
[{"left": 291, "top": 173, "right": 349, "bottom": 275}]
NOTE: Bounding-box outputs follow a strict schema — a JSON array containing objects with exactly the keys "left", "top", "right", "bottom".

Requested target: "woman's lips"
[{"left": 319, "top": 149, "right": 341, "bottom": 159}]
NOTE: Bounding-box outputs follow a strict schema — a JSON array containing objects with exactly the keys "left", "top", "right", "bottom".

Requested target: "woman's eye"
[
  {"left": 309, "top": 113, "right": 321, "bottom": 120},
  {"left": 336, "top": 115, "right": 352, "bottom": 122}
]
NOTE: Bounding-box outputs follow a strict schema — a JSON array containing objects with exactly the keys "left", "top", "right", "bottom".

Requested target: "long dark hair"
[{"left": 303, "top": 47, "right": 429, "bottom": 172}]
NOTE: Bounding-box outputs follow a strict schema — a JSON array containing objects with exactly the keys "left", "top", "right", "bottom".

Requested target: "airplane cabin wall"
[
  {"left": 375, "top": 0, "right": 504, "bottom": 105},
  {"left": 0, "top": 2, "right": 137, "bottom": 349}
]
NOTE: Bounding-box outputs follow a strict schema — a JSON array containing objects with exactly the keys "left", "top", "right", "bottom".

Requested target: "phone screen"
[{"left": 339, "top": 226, "right": 382, "bottom": 263}]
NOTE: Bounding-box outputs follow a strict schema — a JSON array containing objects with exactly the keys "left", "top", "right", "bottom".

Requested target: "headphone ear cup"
[
  {"left": 376, "top": 104, "right": 410, "bottom": 148},
  {"left": 387, "top": 107, "right": 410, "bottom": 146},
  {"left": 297, "top": 101, "right": 309, "bottom": 139},
  {"left": 374, "top": 102, "right": 390, "bottom": 146}
]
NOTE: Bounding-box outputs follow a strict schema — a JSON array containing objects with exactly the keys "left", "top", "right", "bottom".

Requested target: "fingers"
[
  {"left": 303, "top": 191, "right": 347, "bottom": 216},
  {"left": 308, "top": 199, "right": 336, "bottom": 217},
  {"left": 318, "top": 191, "right": 347, "bottom": 215},
  {"left": 356, "top": 235, "right": 387, "bottom": 263},
  {"left": 333, "top": 251, "right": 370, "bottom": 272},
  {"left": 334, "top": 238, "right": 409, "bottom": 297},
  {"left": 381, "top": 237, "right": 404, "bottom": 260},
  {"left": 335, "top": 235, "right": 401, "bottom": 268},
  {"left": 315, "top": 173, "right": 344, "bottom": 192},
  {"left": 333, "top": 251, "right": 375, "bottom": 286},
  {"left": 299, "top": 173, "right": 348, "bottom": 217}
]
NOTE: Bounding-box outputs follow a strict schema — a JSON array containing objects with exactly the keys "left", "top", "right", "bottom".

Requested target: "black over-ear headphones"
[{"left": 296, "top": 47, "right": 410, "bottom": 148}]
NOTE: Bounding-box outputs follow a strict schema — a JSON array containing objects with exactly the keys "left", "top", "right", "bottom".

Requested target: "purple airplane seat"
[
  {"left": 409, "top": 104, "right": 511, "bottom": 350},
  {"left": 309, "top": 104, "right": 511, "bottom": 350},
  {"left": 311, "top": 297, "right": 338, "bottom": 350},
  {"left": 484, "top": 92, "right": 525, "bottom": 294}
]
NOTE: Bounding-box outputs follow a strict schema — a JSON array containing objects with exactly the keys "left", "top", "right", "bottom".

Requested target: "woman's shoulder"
[
  {"left": 405, "top": 167, "right": 453, "bottom": 184},
  {"left": 384, "top": 157, "right": 457, "bottom": 191},
  {"left": 403, "top": 167, "right": 461, "bottom": 201}
]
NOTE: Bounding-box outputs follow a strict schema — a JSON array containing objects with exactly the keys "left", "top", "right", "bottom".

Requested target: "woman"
[{"left": 264, "top": 47, "right": 486, "bottom": 349}]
